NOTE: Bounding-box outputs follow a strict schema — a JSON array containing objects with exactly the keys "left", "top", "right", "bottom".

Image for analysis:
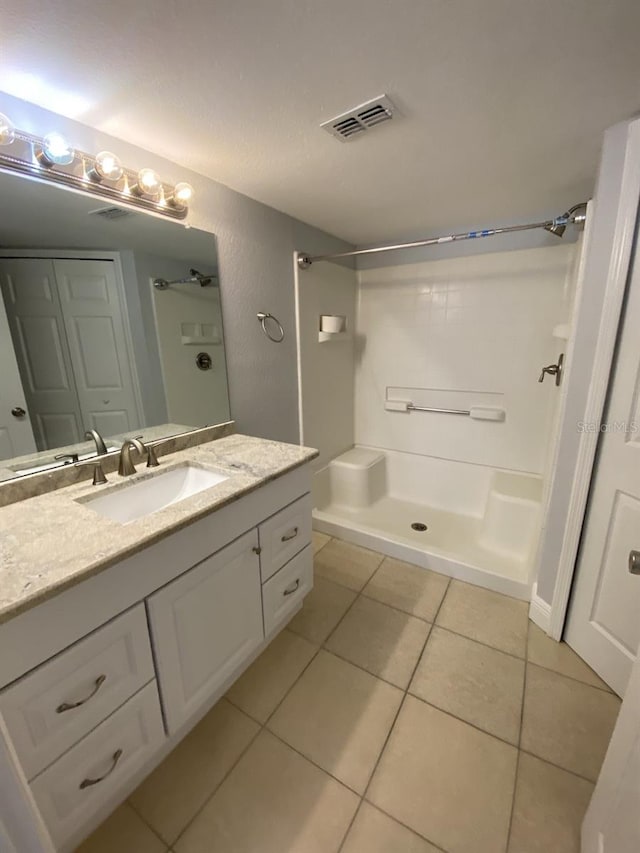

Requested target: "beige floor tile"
[
  {"left": 129, "top": 699, "right": 259, "bottom": 845},
  {"left": 521, "top": 664, "right": 620, "bottom": 781},
  {"left": 368, "top": 696, "right": 517, "bottom": 853},
  {"left": 268, "top": 650, "right": 403, "bottom": 793},
  {"left": 326, "top": 595, "right": 431, "bottom": 688},
  {"left": 410, "top": 627, "right": 525, "bottom": 744},
  {"left": 527, "top": 623, "right": 610, "bottom": 690},
  {"left": 314, "top": 539, "right": 383, "bottom": 591},
  {"left": 288, "top": 576, "right": 357, "bottom": 643},
  {"left": 226, "top": 629, "right": 318, "bottom": 722},
  {"left": 174, "top": 730, "right": 359, "bottom": 853},
  {"left": 508, "top": 752, "right": 594, "bottom": 853},
  {"left": 342, "top": 802, "right": 441, "bottom": 853},
  {"left": 436, "top": 580, "right": 528, "bottom": 657},
  {"left": 362, "top": 557, "right": 449, "bottom": 622},
  {"left": 312, "top": 530, "right": 331, "bottom": 553},
  {"left": 76, "top": 803, "right": 165, "bottom": 853}
]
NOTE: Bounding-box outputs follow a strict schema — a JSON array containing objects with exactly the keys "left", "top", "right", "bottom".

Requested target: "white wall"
[
  {"left": 296, "top": 260, "right": 357, "bottom": 468},
  {"left": 355, "top": 244, "right": 577, "bottom": 475},
  {"left": 0, "top": 93, "right": 352, "bottom": 444}
]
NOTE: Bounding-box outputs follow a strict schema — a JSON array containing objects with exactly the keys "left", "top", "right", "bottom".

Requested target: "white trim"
[
  {"left": 548, "top": 119, "right": 640, "bottom": 639},
  {"left": 293, "top": 252, "right": 305, "bottom": 446},
  {"left": 528, "top": 583, "right": 551, "bottom": 632}
]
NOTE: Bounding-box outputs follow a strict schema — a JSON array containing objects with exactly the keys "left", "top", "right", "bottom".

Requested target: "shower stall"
[{"left": 295, "top": 206, "right": 588, "bottom": 600}]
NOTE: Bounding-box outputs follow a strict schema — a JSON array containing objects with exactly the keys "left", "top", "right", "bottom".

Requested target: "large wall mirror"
[{"left": 0, "top": 169, "right": 230, "bottom": 481}]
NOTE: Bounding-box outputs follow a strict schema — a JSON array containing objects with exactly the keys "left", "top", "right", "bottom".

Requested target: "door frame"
[
  {"left": 531, "top": 116, "right": 640, "bottom": 639},
  {"left": 0, "top": 249, "right": 145, "bottom": 430}
]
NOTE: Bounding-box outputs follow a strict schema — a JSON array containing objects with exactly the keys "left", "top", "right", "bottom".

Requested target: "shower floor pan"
[{"left": 313, "top": 495, "right": 530, "bottom": 600}]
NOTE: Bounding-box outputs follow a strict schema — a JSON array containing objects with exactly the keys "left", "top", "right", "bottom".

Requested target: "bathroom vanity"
[{"left": 0, "top": 433, "right": 317, "bottom": 851}]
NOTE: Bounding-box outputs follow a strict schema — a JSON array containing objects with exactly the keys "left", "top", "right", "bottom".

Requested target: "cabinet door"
[{"left": 147, "top": 530, "right": 264, "bottom": 733}]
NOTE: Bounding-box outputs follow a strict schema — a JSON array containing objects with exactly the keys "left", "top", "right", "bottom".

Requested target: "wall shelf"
[{"left": 552, "top": 323, "right": 570, "bottom": 340}]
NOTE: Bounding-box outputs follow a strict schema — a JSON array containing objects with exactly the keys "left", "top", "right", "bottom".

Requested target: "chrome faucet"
[
  {"left": 118, "top": 438, "right": 160, "bottom": 476},
  {"left": 85, "top": 428, "right": 108, "bottom": 456}
]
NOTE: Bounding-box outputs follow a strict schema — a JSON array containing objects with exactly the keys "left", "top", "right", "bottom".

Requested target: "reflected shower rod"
[{"left": 297, "top": 202, "right": 588, "bottom": 269}]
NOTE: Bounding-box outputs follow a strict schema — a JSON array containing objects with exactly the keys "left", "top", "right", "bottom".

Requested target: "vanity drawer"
[
  {"left": 258, "top": 492, "right": 312, "bottom": 582},
  {"left": 30, "top": 681, "right": 164, "bottom": 850},
  {"left": 0, "top": 604, "right": 154, "bottom": 780},
  {"left": 262, "top": 545, "right": 313, "bottom": 636}
]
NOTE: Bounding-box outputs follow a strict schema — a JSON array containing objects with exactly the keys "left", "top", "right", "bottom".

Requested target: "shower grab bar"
[
  {"left": 384, "top": 400, "right": 505, "bottom": 421},
  {"left": 408, "top": 404, "right": 470, "bottom": 415}
]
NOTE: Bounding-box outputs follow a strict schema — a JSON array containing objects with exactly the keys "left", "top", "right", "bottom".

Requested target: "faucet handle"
[
  {"left": 55, "top": 452, "right": 80, "bottom": 464},
  {"left": 92, "top": 463, "right": 108, "bottom": 486},
  {"left": 146, "top": 444, "right": 160, "bottom": 467},
  {"left": 538, "top": 353, "right": 564, "bottom": 386}
]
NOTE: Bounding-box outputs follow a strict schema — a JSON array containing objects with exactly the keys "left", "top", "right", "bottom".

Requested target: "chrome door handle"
[
  {"left": 281, "top": 527, "right": 299, "bottom": 542},
  {"left": 56, "top": 675, "right": 107, "bottom": 713},
  {"left": 79, "top": 749, "right": 123, "bottom": 789},
  {"left": 283, "top": 579, "right": 300, "bottom": 596},
  {"left": 629, "top": 550, "right": 640, "bottom": 575}
]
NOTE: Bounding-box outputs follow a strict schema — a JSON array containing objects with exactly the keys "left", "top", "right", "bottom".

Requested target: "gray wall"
[{"left": 1, "top": 93, "right": 352, "bottom": 445}]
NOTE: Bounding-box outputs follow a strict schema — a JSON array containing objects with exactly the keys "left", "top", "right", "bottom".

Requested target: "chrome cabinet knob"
[
  {"left": 11, "top": 406, "right": 26, "bottom": 418},
  {"left": 629, "top": 550, "right": 640, "bottom": 575}
]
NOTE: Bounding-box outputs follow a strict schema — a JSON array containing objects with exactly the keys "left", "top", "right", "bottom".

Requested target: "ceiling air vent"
[
  {"left": 89, "top": 206, "right": 132, "bottom": 221},
  {"left": 321, "top": 95, "right": 396, "bottom": 142}
]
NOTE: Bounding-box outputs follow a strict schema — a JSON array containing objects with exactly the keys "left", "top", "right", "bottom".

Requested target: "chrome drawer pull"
[
  {"left": 629, "top": 550, "right": 640, "bottom": 575},
  {"left": 283, "top": 579, "right": 300, "bottom": 596},
  {"left": 281, "top": 527, "right": 299, "bottom": 542},
  {"left": 56, "top": 674, "right": 107, "bottom": 713},
  {"left": 79, "top": 748, "right": 123, "bottom": 789}
]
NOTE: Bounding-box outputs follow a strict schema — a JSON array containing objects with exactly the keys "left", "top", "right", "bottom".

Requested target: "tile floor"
[{"left": 78, "top": 534, "right": 621, "bottom": 853}]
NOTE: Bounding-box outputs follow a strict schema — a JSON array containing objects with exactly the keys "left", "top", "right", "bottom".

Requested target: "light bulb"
[
  {"left": 93, "top": 150, "right": 123, "bottom": 182},
  {"left": 170, "top": 181, "right": 194, "bottom": 209},
  {"left": 0, "top": 113, "right": 15, "bottom": 146},
  {"left": 134, "top": 168, "right": 161, "bottom": 199},
  {"left": 38, "top": 132, "right": 75, "bottom": 166}
]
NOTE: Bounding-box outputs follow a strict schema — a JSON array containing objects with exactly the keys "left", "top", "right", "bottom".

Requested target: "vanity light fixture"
[
  {"left": 37, "top": 132, "right": 75, "bottom": 166},
  {"left": 0, "top": 113, "right": 15, "bottom": 146},
  {"left": 91, "top": 150, "right": 124, "bottom": 183},
  {"left": 133, "top": 167, "right": 162, "bottom": 200},
  {"left": 0, "top": 112, "right": 194, "bottom": 220},
  {"left": 169, "top": 181, "right": 194, "bottom": 210}
]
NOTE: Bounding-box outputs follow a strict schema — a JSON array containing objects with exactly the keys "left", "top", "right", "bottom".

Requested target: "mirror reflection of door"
[
  {"left": 0, "top": 285, "right": 36, "bottom": 458},
  {"left": 0, "top": 257, "right": 143, "bottom": 451}
]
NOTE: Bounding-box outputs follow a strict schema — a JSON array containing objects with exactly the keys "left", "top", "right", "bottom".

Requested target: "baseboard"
[{"left": 529, "top": 582, "right": 552, "bottom": 633}]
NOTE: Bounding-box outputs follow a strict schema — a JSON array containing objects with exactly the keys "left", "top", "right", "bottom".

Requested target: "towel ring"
[{"left": 257, "top": 312, "right": 285, "bottom": 343}]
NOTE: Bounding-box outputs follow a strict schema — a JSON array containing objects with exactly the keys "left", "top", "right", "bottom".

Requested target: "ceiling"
[{"left": 2, "top": 0, "right": 640, "bottom": 245}]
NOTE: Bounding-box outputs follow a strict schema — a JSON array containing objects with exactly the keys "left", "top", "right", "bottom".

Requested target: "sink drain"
[{"left": 411, "top": 522, "right": 428, "bottom": 532}]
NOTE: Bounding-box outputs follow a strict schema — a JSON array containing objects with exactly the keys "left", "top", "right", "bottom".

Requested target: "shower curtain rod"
[{"left": 296, "top": 202, "right": 588, "bottom": 269}]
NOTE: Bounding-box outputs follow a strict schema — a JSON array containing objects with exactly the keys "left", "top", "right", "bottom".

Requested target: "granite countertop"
[{"left": 0, "top": 434, "right": 318, "bottom": 624}]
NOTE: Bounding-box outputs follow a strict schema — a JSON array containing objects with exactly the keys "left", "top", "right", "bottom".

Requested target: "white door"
[
  {"left": 582, "top": 655, "right": 640, "bottom": 853},
  {"left": 0, "top": 289, "right": 36, "bottom": 460},
  {"left": 54, "top": 259, "right": 142, "bottom": 436},
  {"left": 0, "top": 259, "right": 83, "bottom": 450},
  {"left": 565, "top": 229, "right": 640, "bottom": 696},
  {"left": 147, "top": 529, "right": 264, "bottom": 734}
]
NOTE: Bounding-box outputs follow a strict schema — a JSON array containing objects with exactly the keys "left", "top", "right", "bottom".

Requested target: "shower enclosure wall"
[{"left": 296, "top": 230, "right": 585, "bottom": 600}]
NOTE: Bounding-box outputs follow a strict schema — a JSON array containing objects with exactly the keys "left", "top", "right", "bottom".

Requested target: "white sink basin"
[{"left": 81, "top": 464, "right": 229, "bottom": 524}]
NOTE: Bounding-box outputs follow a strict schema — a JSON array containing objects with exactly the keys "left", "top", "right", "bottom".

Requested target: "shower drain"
[{"left": 411, "top": 522, "right": 428, "bottom": 532}]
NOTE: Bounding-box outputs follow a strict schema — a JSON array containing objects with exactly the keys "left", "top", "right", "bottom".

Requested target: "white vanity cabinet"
[
  {"left": 0, "top": 461, "right": 313, "bottom": 852},
  {"left": 148, "top": 529, "right": 265, "bottom": 733}
]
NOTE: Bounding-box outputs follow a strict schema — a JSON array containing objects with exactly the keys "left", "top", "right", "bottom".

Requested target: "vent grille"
[
  {"left": 89, "top": 206, "right": 132, "bottom": 221},
  {"left": 321, "top": 95, "right": 396, "bottom": 141}
]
